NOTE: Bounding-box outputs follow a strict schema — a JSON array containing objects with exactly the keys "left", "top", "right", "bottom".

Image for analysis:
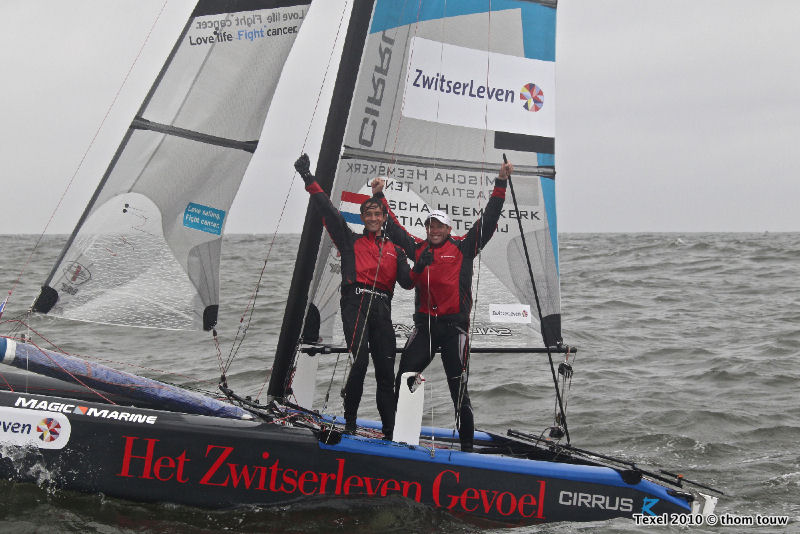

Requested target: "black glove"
[
  {"left": 294, "top": 153, "right": 314, "bottom": 185},
  {"left": 412, "top": 246, "right": 433, "bottom": 273}
]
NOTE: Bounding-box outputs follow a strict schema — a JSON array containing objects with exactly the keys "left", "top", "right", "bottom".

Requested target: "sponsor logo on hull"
[
  {"left": 559, "top": 490, "right": 634, "bottom": 512},
  {"left": 116, "top": 436, "right": 547, "bottom": 520},
  {"left": 14, "top": 397, "right": 157, "bottom": 425},
  {"left": 0, "top": 406, "right": 71, "bottom": 449},
  {"left": 642, "top": 497, "right": 659, "bottom": 515}
]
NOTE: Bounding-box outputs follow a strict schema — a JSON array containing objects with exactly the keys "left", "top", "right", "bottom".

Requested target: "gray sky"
[{"left": 2, "top": 0, "right": 799, "bottom": 234}]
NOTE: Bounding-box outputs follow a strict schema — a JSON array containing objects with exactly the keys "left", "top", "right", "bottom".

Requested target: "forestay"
[
  {"left": 307, "top": 0, "right": 561, "bottom": 348},
  {"left": 33, "top": 0, "right": 311, "bottom": 330}
]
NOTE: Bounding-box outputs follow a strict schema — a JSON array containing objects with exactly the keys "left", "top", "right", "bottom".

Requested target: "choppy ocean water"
[{"left": 0, "top": 233, "right": 798, "bottom": 533}]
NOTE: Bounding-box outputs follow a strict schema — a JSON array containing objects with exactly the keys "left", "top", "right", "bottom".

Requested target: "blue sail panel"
[{"left": 371, "top": 0, "right": 556, "bottom": 63}]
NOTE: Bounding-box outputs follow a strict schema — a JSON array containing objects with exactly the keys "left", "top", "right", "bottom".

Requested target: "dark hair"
[{"left": 360, "top": 197, "right": 387, "bottom": 216}]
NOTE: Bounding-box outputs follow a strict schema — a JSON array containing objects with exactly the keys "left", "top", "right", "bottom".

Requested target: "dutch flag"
[{"left": 340, "top": 191, "right": 371, "bottom": 231}]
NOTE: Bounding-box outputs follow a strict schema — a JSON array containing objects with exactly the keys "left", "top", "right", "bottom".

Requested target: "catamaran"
[{"left": 0, "top": 0, "right": 720, "bottom": 525}]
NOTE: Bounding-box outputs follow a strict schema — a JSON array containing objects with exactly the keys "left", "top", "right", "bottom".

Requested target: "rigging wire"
[
  {"left": 283, "top": 0, "right": 415, "bottom": 430},
  {"left": 430, "top": 0, "right": 446, "bottom": 449},
  {"left": 505, "top": 163, "right": 571, "bottom": 443},
  {"left": 453, "top": 0, "right": 493, "bottom": 448},
  {"left": 254, "top": 0, "right": 353, "bottom": 400},
  {"left": 387, "top": 0, "right": 449, "bottom": 448},
  {"left": 0, "top": 3, "right": 236, "bottom": 399},
  {"left": 321, "top": 352, "right": 345, "bottom": 413},
  {"left": 220, "top": 0, "right": 352, "bottom": 394},
  {"left": 2, "top": 0, "right": 170, "bottom": 315},
  {"left": 376, "top": 0, "right": 451, "bottom": 447}
]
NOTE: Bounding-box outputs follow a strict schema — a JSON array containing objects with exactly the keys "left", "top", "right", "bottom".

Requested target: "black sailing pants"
[
  {"left": 341, "top": 288, "right": 397, "bottom": 437},
  {"left": 394, "top": 318, "right": 474, "bottom": 447}
]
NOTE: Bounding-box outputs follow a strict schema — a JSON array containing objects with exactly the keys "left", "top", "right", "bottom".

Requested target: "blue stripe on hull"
[{"left": 321, "top": 433, "right": 691, "bottom": 512}]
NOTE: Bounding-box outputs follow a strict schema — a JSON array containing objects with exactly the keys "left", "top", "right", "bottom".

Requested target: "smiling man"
[
  {"left": 294, "top": 154, "right": 413, "bottom": 440},
  {"left": 373, "top": 159, "right": 512, "bottom": 452}
]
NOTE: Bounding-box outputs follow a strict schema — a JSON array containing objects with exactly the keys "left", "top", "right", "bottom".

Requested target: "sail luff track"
[{"left": 268, "top": 0, "right": 377, "bottom": 400}]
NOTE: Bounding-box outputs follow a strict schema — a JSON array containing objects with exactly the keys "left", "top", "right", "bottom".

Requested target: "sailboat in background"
[{"left": 0, "top": 0, "right": 720, "bottom": 525}]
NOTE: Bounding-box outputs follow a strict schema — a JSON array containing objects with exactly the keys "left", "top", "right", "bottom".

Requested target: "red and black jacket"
[
  {"left": 377, "top": 178, "right": 507, "bottom": 326},
  {"left": 306, "top": 182, "right": 413, "bottom": 295}
]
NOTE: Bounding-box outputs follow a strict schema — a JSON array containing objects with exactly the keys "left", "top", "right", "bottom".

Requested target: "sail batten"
[
  {"left": 269, "top": 0, "right": 378, "bottom": 399},
  {"left": 131, "top": 118, "right": 258, "bottom": 153},
  {"left": 342, "top": 146, "right": 555, "bottom": 177}
]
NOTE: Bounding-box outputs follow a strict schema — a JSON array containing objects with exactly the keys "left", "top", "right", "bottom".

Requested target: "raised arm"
[
  {"left": 294, "top": 153, "right": 354, "bottom": 250},
  {"left": 393, "top": 244, "right": 414, "bottom": 290},
  {"left": 460, "top": 160, "right": 512, "bottom": 257},
  {"left": 371, "top": 177, "right": 421, "bottom": 259}
]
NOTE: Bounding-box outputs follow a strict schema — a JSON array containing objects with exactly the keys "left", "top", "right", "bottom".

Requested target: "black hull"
[{"left": 0, "top": 387, "right": 697, "bottom": 526}]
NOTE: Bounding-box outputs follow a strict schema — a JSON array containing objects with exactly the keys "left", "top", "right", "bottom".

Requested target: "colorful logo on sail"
[
  {"left": 520, "top": 83, "right": 543, "bottom": 112},
  {"left": 402, "top": 37, "right": 555, "bottom": 137},
  {"left": 37, "top": 417, "right": 61, "bottom": 442}
]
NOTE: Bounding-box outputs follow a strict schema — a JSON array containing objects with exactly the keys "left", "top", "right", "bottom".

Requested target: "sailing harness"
[{"left": 322, "top": 232, "right": 392, "bottom": 419}]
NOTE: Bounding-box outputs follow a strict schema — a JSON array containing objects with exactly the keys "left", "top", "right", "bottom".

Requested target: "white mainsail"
[
  {"left": 307, "top": 0, "right": 561, "bottom": 348},
  {"left": 34, "top": 0, "right": 312, "bottom": 330}
]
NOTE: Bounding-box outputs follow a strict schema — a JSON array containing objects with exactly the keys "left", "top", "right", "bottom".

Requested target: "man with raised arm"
[
  {"left": 294, "top": 153, "right": 413, "bottom": 440},
  {"left": 372, "top": 159, "right": 512, "bottom": 452}
]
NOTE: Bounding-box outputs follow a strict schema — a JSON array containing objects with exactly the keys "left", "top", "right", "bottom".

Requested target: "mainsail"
[
  {"left": 306, "top": 0, "right": 561, "bottom": 350},
  {"left": 33, "top": 0, "right": 312, "bottom": 330}
]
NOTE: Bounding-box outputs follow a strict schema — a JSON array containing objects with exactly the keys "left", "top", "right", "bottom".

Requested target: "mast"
[{"left": 268, "top": 0, "right": 376, "bottom": 400}]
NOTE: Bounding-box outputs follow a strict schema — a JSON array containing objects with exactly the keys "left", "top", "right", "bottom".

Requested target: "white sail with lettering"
[
  {"left": 308, "top": 0, "right": 561, "bottom": 348},
  {"left": 34, "top": 0, "right": 312, "bottom": 330}
]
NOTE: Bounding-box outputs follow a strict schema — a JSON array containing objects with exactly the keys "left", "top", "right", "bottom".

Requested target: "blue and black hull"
[{"left": 0, "top": 340, "right": 713, "bottom": 526}]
